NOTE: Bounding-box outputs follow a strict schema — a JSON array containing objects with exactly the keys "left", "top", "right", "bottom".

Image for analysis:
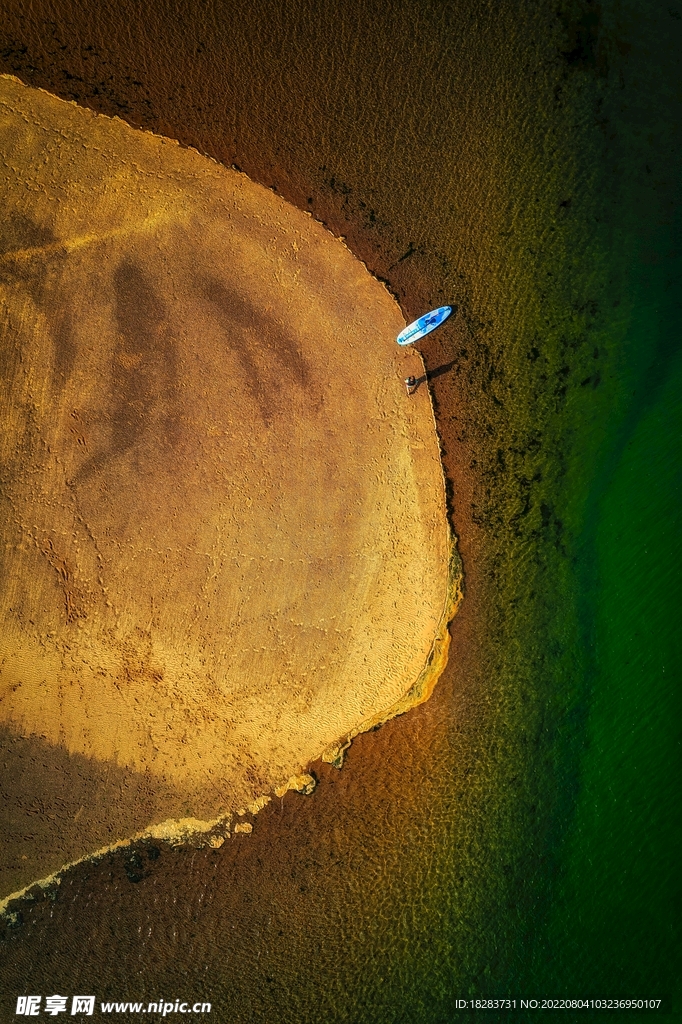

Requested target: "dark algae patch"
[{"left": 1, "top": 0, "right": 680, "bottom": 1021}]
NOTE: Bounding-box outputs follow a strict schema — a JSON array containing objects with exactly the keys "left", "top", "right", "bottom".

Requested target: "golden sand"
[{"left": 0, "top": 75, "right": 456, "bottom": 897}]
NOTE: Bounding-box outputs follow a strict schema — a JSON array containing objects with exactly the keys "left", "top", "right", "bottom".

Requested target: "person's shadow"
[{"left": 410, "top": 359, "right": 455, "bottom": 393}]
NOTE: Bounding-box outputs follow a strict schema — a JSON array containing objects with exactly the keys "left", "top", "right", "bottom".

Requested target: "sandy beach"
[{"left": 0, "top": 75, "right": 456, "bottom": 899}]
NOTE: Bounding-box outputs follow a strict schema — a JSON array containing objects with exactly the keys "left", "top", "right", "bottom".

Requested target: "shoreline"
[
  {"left": 0, "top": 74, "right": 461, "bottom": 904},
  {"left": 1, "top": 520, "right": 462, "bottom": 917}
]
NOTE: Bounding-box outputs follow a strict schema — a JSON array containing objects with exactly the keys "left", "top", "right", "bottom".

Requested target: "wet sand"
[{"left": 0, "top": 75, "right": 455, "bottom": 899}]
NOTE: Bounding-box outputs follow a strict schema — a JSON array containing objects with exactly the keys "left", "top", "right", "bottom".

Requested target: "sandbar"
[{"left": 0, "top": 75, "right": 457, "bottom": 899}]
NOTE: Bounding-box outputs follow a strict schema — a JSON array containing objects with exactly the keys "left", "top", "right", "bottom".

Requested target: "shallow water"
[{"left": 0, "top": 0, "right": 680, "bottom": 1020}]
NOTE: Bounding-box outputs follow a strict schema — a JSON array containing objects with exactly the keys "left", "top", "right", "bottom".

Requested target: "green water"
[{"left": 535, "top": 233, "right": 682, "bottom": 1007}]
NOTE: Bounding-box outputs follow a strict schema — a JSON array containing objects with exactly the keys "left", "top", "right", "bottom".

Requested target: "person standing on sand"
[{"left": 405, "top": 375, "right": 417, "bottom": 396}]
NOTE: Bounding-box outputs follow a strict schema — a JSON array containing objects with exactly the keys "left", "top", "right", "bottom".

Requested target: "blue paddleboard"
[{"left": 396, "top": 305, "right": 452, "bottom": 346}]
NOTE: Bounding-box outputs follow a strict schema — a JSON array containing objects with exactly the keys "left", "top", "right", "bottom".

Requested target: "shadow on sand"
[{"left": 409, "top": 359, "right": 456, "bottom": 393}]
